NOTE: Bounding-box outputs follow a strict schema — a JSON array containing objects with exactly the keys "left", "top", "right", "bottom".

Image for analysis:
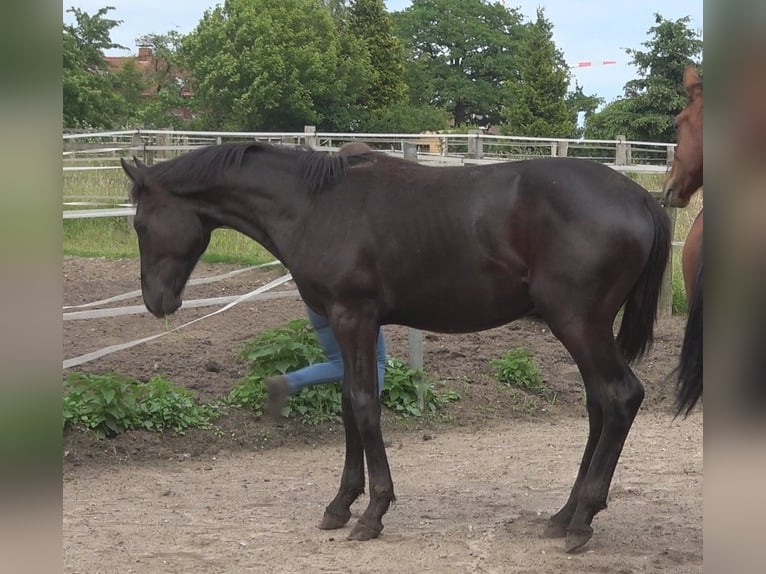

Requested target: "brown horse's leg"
[
  {"left": 323, "top": 305, "right": 394, "bottom": 540},
  {"left": 544, "top": 319, "right": 644, "bottom": 552},
  {"left": 319, "top": 387, "right": 365, "bottom": 530},
  {"left": 564, "top": 364, "right": 643, "bottom": 552},
  {"left": 543, "top": 392, "right": 603, "bottom": 538}
]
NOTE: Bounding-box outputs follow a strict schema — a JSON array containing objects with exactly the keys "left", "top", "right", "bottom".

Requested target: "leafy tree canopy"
[
  {"left": 181, "top": 0, "right": 373, "bottom": 131},
  {"left": 585, "top": 14, "right": 703, "bottom": 141}
]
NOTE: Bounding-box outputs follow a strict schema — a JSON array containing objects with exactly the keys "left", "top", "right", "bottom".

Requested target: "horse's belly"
[{"left": 382, "top": 276, "right": 533, "bottom": 333}]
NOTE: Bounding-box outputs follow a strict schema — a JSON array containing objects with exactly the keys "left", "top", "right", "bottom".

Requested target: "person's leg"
[
  {"left": 265, "top": 306, "right": 344, "bottom": 416},
  {"left": 375, "top": 328, "right": 387, "bottom": 397},
  {"left": 306, "top": 306, "right": 344, "bottom": 366},
  {"left": 284, "top": 362, "right": 343, "bottom": 392},
  {"left": 266, "top": 309, "right": 389, "bottom": 420}
]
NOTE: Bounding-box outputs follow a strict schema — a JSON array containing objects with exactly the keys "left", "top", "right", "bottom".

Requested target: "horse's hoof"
[
  {"left": 319, "top": 509, "right": 351, "bottom": 530},
  {"left": 542, "top": 520, "right": 568, "bottom": 538},
  {"left": 348, "top": 520, "right": 382, "bottom": 541},
  {"left": 565, "top": 526, "right": 594, "bottom": 553}
]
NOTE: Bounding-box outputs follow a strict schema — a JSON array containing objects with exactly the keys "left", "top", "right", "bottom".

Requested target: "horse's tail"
[
  {"left": 617, "top": 197, "right": 672, "bottom": 364},
  {"left": 675, "top": 248, "right": 703, "bottom": 416}
]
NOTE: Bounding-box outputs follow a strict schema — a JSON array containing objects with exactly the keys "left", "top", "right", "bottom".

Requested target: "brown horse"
[
  {"left": 662, "top": 64, "right": 703, "bottom": 415},
  {"left": 121, "top": 141, "right": 670, "bottom": 552}
]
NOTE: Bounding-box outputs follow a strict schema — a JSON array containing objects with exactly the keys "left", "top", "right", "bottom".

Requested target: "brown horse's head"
[
  {"left": 662, "top": 65, "right": 703, "bottom": 207},
  {"left": 120, "top": 157, "right": 212, "bottom": 318}
]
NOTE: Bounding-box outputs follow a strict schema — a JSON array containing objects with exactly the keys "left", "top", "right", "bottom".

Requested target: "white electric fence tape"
[
  {"left": 64, "top": 290, "right": 299, "bottom": 321},
  {"left": 64, "top": 260, "right": 282, "bottom": 310},
  {"left": 63, "top": 272, "right": 294, "bottom": 370}
]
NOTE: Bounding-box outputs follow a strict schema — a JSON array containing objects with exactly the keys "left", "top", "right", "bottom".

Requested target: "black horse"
[{"left": 121, "top": 142, "right": 670, "bottom": 552}]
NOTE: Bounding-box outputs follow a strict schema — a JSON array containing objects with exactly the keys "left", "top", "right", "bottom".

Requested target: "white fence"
[
  {"left": 63, "top": 128, "right": 674, "bottom": 219},
  {"left": 63, "top": 128, "right": 674, "bottom": 166}
]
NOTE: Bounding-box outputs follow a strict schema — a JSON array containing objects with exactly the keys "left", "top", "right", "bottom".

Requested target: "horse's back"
[{"left": 309, "top": 157, "right": 662, "bottom": 331}]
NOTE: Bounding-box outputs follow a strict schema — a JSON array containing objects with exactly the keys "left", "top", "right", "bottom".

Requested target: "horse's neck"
[{"left": 201, "top": 169, "right": 307, "bottom": 264}]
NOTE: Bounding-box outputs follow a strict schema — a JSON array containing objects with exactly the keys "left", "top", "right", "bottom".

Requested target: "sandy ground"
[
  {"left": 62, "top": 257, "right": 702, "bottom": 573},
  {"left": 63, "top": 412, "right": 702, "bottom": 574}
]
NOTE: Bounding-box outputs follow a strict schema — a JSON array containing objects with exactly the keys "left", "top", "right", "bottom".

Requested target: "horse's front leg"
[
  {"left": 329, "top": 304, "right": 394, "bottom": 540},
  {"left": 319, "top": 379, "right": 365, "bottom": 530}
]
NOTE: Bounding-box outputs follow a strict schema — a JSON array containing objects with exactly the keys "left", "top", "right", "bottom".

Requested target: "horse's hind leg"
[
  {"left": 543, "top": 392, "right": 603, "bottom": 538},
  {"left": 544, "top": 319, "right": 644, "bottom": 552}
]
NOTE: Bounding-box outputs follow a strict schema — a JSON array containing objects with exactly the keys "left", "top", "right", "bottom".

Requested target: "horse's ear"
[
  {"left": 120, "top": 157, "right": 146, "bottom": 186},
  {"left": 683, "top": 65, "right": 700, "bottom": 94},
  {"left": 133, "top": 156, "right": 148, "bottom": 169}
]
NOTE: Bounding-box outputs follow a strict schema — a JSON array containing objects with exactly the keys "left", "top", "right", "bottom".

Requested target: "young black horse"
[
  {"left": 121, "top": 142, "right": 670, "bottom": 552},
  {"left": 662, "top": 64, "right": 704, "bottom": 415}
]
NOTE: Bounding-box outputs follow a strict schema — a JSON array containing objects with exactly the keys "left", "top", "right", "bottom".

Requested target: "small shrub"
[
  {"left": 63, "top": 373, "right": 138, "bottom": 437},
  {"left": 227, "top": 377, "right": 268, "bottom": 415},
  {"left": 229, "top": 319, "right": 332, "bottom": 420},
  {"left": 489, "top": 349, "right": 547, "bottom": 395},
  {"left": 63, "top": 372, "right": 218, "bottom": 438},
  {"left": 232, "top": 321, "right": 459, "bottom": 423},
  {"left": 286, "top": 383, "right": 343, "bottom": 425},
  {"left": 382, "top": 358, "right": 459, "bottom": 417},
  {"left": 134, "top": 376, "right": 219, "bottom": 433}
]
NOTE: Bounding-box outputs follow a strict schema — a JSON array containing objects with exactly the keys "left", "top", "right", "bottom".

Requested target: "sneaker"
[{"left": 264, "top": 375, "right": 290, "bottom": 419}]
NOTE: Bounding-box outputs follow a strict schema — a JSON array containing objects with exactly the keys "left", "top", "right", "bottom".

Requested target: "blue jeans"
[{"left": 285, "top": 306, "right": 387, "bottom": 396}]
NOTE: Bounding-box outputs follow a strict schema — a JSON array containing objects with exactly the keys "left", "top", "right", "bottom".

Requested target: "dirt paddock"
[{"left": 63, "top": 257, "right": 703, "bottom": 573}]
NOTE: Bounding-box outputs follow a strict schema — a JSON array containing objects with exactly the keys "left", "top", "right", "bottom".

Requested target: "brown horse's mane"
[
  {"left": 133, "top": 142, "right": 381, "bottom": 201},
  {"left": 687, "top": 78, "right": 703, "bottom": 103}
]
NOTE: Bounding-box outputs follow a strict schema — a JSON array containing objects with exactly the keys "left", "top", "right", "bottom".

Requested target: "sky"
[{"left": 62, "top": 0, "right": 703, "bottom": 104}]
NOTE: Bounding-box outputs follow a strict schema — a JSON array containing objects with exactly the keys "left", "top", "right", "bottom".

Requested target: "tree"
[
  {"left": 131, "top": 32, "right": 192, "bottom": 128},
  {"left": 320, "top": 0, "right": 350, "bottom": 25},
  {"left": 181, "top": 0, "right": 373, "bottom": 131},
  {"left": 501, "top": 8, "right": 574, "bottom": 137},
  {"left": 394, "top": 0, "right": 526, "bottom": 127},
  {"left": 363, "top": 102, "right": 451, "bottom": 133},
  {"left": 565, "top": 83, "right": 604, "bottom": 138},
  {"left": 347, "top": 0, "right": 408, "bottom": 111},
  {"left": 63, "top": 6, "right": 137, "bottom": 129},
  {"left": 585, "top": 14, "right": 702, "bottom": 141}
]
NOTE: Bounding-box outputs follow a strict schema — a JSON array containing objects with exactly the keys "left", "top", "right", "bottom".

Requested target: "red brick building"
[{"left": 105, "top": 47, "right": 194, "bottom": 120}]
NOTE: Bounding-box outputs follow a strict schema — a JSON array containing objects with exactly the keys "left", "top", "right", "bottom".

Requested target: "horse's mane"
[
  {"left": 687, "top": 78, "right": 703, "bottom": 103},
  {"left": 136, "top": 142, "right": 377, "bottom": 200}
]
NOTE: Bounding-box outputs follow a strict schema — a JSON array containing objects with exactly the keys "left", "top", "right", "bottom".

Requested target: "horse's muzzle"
[{"left": 143, "top": 290, "right": 182, "bottom": 318}]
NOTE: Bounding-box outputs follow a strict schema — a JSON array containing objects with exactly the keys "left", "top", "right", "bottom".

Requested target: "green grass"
[
  {"left": 63, "top": 168, "right": 131, "bottom": 203},
  {"left": 625, "top": 172, "right": 665, "bottom": 192},
  {"left": 64, "top": 218, "right": 273, "bottom": 265},
  {"left": 63, "top": 167, "right": 273, "bottom": 264}
]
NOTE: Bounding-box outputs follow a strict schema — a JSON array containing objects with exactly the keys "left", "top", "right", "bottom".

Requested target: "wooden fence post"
[
  {"left": 659, "top": 206, "right": 678, "bottom": 317},
  {"left": 649, "top": 191, "right": 677, "bottom": 318},
  {"left": 303, "top": 125, "right": 317, "bottom": 148},
  {"left": 401, "top": 140, "right": 425, "bottom": 407},
  {"left": 408, "top": 328, "right": 425, "bottom": 411},
  {"left": 615, "top": 135, "right": 627, "bottom": 165},
  {"left": 402, "top": 141, "right": 418, "bottom": 162},
  {"left": 467, "top": 130, "right": 484, "bottom": 159},
  {"left": 143, "top": 132, "right": 155, "bottom": 166}
]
